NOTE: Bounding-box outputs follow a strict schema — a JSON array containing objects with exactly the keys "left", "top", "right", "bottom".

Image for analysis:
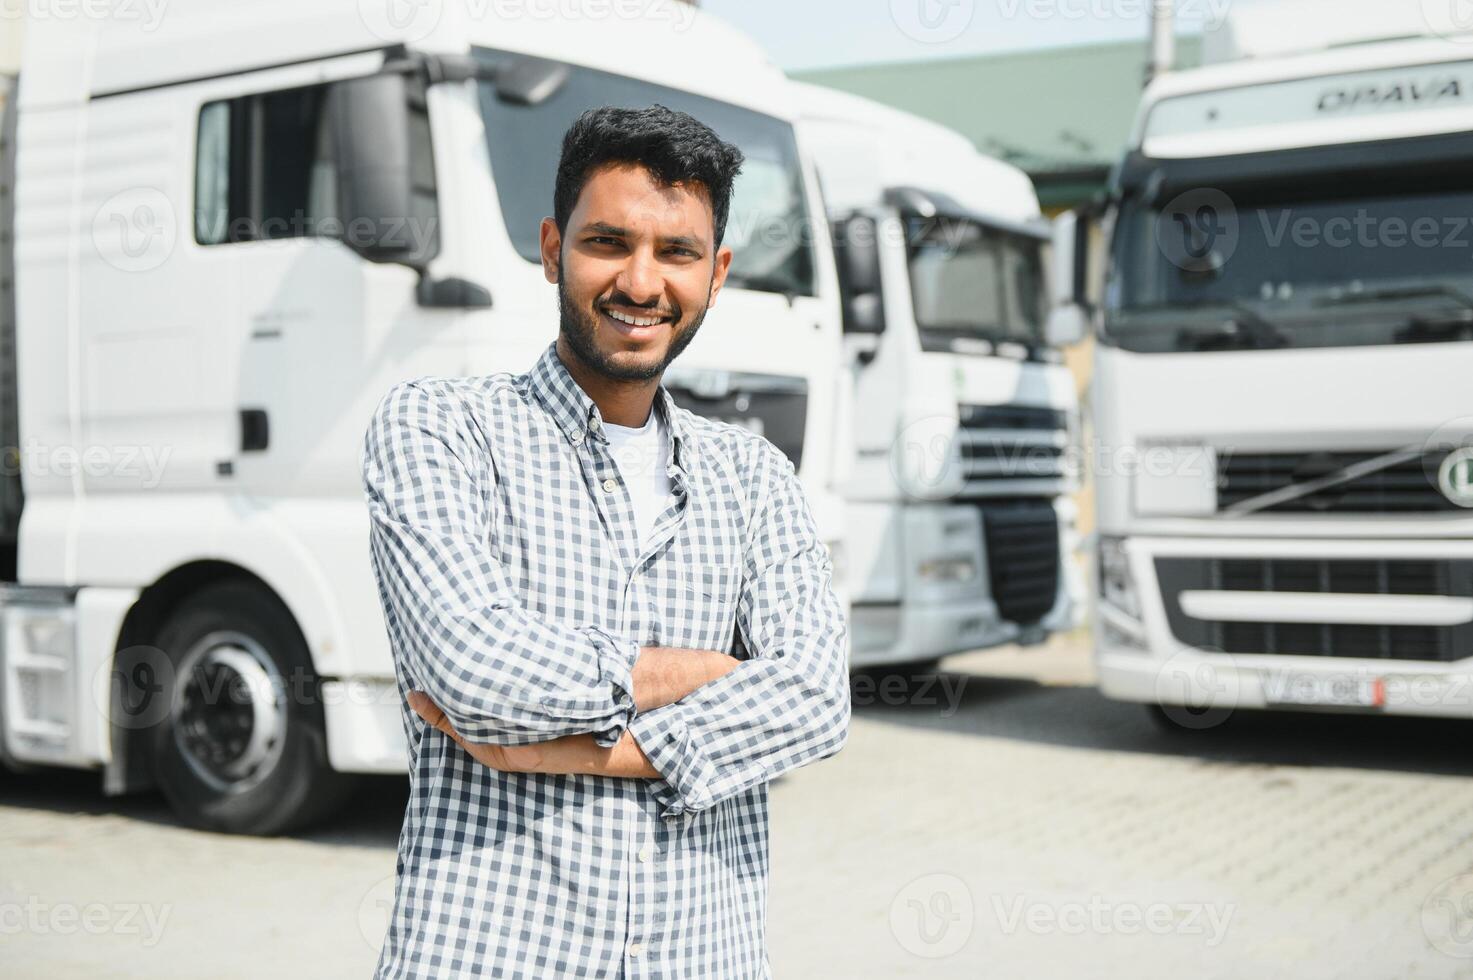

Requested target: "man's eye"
[
  {"left": 589, "top": 236, "right": 620, "bottom": 246},
  {"left": 667, "top": 247, "right": 698, "bottom": 258}
]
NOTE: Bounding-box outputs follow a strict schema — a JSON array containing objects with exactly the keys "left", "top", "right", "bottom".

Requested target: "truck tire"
[{"left": 148, "top": 580, "right": 356, "bottom": 835}]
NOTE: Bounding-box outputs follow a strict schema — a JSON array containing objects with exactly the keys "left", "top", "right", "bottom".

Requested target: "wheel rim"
[{"left": 170, "top": 630, "right": 287, "bottom": 794}]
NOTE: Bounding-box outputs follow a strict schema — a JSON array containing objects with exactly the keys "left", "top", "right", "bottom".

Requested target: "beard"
[{"left": 556, "top": 257, "right": 711, "bottom": 383}]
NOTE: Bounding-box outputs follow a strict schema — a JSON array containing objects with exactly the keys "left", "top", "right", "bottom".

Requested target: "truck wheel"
[{"left": 148, "top": 580, "right": 356, "bottom": 835}]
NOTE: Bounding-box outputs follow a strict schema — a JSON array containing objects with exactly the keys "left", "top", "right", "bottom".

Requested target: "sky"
[{"left": 700, "top": 0, "right": 1225, "bottom": 72}]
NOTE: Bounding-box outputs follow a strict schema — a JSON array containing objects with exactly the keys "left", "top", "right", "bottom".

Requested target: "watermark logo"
[
  {"left": 0, "top": 896, "right": 172, "bottom": 947},
  {"left": 92, "top": 188, "right": 176, "bottom": 273},
  {"left": 851, "top": 669, "right": 968, "bottom": 716},
  {"left": 358, "top": 874, "right": 398, "bottom": 951},
  {"left": 890, "top": 873, "right": 973, "bottom": 958},
  {"left": 1155, "top": 188, "right": 1238, "bottom": 275},
  {"left": 1152, "top": 647, "right": 1242, "bottom": 730},
  {"left": 1421, "top": 0, "right": 1473, "bottom": 43},
  {"left": 889, "top": 414, "right": 965, "bottom": 500},
  {"left": 991, "top": 894, "right": 1235, "bottom": 945},
  {"left": 92, "top": 644, "right": 175, "bottom": 732},
  {"left": 0, "top": 437, "right": 174, "bottom": 487},
  {"left": 890, "top": 0, "right": 975, "bottom": 44},
  {"left": 1423, "top": 873, "right": 1473, "bottom": 957},
  {"left": 0, "top": 0, "right": 170, "bottom": 31},
  {"left": 997, "top": 0, "right": 1231, "bottom": 29},
  {"left": 358, "top": 0, "right": 696, "bottom": 40},
  {"left": 357, "top": 0, "right": 442, "bottom": 42}
]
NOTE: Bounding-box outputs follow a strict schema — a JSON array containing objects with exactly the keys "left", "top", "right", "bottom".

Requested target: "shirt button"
[
  {"left": 570, "top": 432, "right": 583, "bottom": 446},
  {"left": 589, "top": 416, "right": 601, "bottom": 430},
  {"left": 628, "top": 941, "right": 644, "bottom": 958},
  {"left": 638, "top": 845, "right": 653, "bottom": 863},
  {"left": 602, "top": 478, "right": 617, "bottom": 493}
]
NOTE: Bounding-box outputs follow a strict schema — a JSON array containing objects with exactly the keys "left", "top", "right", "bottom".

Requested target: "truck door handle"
[{"left": 240, "top": 409, "right": 269, "bottom": 452}]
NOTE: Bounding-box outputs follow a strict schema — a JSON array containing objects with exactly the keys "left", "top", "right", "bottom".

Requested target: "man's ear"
[
  {"left": 539, "top": 217, "right": 561, "bottom": 284},
  {"left": 707, "top": 244, "right": 735, "bottom": 307}
]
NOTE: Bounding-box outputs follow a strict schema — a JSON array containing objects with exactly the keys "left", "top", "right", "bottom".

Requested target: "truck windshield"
[
  {"left": 474, "top": 49, "right": 815, "bottom": 297},
  {"left": 1105, "top": 172, "right": 1473, "bottom": 352},
  {"left": 906, "top": 215, "right": 1047, "bottom": 350}
]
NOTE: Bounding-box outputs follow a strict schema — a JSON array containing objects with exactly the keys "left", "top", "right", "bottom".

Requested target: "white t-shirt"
[{"left": 601, "top": 405, "right": 676, "bottom": 550}]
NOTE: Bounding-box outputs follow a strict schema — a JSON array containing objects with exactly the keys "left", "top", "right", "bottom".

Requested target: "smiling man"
[{"left": 360, "top": 105, "right": 851, "bottom": 979}]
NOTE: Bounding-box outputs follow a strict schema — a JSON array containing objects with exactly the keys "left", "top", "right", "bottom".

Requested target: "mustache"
[{"left": 597, "top": 291, "right": 680, "bottom": 321}]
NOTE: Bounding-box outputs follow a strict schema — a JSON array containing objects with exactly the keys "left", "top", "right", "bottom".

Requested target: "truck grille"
[
  {"left": 1156, "top": 557, "right": 1473, "bottom": 662},
  {"left": 1216, "top": 450, "right": 1454, "bottom": 513},
  {"left": 981, "top": 501, "right": 1059, "bottom": 625},
  {"left": 956, "top": 404, "right": 1071, "bottom": 499}
]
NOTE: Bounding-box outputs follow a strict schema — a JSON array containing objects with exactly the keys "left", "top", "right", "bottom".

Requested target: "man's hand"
[
  {"left": 631, "top": 646, "right": 741, "bottom": 711},
  {"left": 407, "top": 691, "right": 546, "bottom": 771},
  {"left": 408, "top": 691, "right": 658, "bottom": 778}
]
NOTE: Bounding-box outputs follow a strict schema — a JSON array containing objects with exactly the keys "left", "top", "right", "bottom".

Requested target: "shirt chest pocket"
[{"left": 671, "top": 561, "right": 744, "bottom": 655}]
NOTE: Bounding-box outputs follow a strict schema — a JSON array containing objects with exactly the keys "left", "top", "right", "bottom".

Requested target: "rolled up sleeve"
[
  {"left": 361, "top": 379, "right": 640, "bottom": 747},
  {"left": 629, "top": 441, "right": 851, "bottom": 818}
]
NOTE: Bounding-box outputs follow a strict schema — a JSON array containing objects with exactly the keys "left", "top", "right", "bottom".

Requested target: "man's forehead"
[{"left": 574, "top": 163, "right": 714, "bottom": 239}]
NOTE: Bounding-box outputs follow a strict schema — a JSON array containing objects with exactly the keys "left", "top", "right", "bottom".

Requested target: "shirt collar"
[{"left": 529, "top": 340, "right": 696, "bottom": 471}]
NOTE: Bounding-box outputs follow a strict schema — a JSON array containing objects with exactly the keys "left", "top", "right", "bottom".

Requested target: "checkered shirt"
[{"left": 360, "top": 340, "right": 851, "bottom": 978}]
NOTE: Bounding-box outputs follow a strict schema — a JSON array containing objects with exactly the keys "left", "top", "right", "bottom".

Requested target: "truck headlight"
[{"left": 1097, "top": 535, "right": 1146, "bottom": 650}]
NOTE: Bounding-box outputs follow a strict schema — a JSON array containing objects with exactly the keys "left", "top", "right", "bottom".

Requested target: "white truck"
[
  {"left": 0, "top": 2, "right": 850, "bottom": 833},
  {"left": 796, "top": 81, "right": 1085, "bottom": 670},
  {"left": 1054, "top": 1, "right": 1473, "bottom": 724}
]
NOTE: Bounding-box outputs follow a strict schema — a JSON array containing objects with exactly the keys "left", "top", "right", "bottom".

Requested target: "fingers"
[
  {"left": 406, "top": 691, "right": 461, "bottom": 744},
  {"left": 405, "top": 691, "right": 515, "bottom": 772},
  {"left": 405, "top": 690, "right": 439, "bottom": 725}
]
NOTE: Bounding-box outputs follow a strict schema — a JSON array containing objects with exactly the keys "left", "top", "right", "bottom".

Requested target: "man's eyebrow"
[{"left": 580, "top": 221, "right": 705, "bottom": 251}]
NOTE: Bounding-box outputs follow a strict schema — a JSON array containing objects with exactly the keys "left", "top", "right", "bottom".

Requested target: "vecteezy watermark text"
[
  {"left": 992, "top": 894, "right": 1236, "bottom": 946},
  {"left": 0, "top": 896, "right": 172, "bottom": 947}
]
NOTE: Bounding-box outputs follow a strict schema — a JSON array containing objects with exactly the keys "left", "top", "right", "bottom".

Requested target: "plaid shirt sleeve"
[
  {"left": 628, "top": 438, "right": 852, "bottom": 819},
  {"left": 361, "top": 379, "right": 641, "bottom": 748}
]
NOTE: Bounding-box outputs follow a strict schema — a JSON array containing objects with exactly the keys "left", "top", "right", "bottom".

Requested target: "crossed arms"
[
  {"left": 405, "top": 645, "right": 739, "bottom": 778},
  {"left": 361, "top": 380, "right": 851, "bottom": 818}
]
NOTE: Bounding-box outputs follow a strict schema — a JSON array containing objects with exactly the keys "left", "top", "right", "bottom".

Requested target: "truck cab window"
[
  {"left": 906, "top": 216, "right": 1048, "bottom": 349},
  {"left": 194, "top": 83, "right": 338, "bottom": 245}
]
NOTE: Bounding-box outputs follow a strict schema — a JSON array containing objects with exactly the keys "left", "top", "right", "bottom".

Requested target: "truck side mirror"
[
  {"left": 327, "top": 72, "right": 438, "bottom": 271},
  {"left": 833, "top": 215, "right": 884, "bottom": 334},
  {"left": 1045, "top": 210, "right": 1091, "bottom": 347}
]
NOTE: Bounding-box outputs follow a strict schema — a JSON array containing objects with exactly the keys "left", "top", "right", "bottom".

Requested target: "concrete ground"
[{"left": 4, "top": 633, "right": 1473, "bottom": 979}]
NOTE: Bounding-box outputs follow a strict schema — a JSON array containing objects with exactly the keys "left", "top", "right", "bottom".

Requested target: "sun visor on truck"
[
  {"left": 882, "top": 185, "right": 1050, "bottom": 240},
  {"left": 1114, "top": 129, "right": 1473, "bottom": 204}
]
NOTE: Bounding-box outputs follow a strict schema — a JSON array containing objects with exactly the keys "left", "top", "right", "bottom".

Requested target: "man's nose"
[{"left": 615, "top": 249, "right": 663, "bottom": 306}]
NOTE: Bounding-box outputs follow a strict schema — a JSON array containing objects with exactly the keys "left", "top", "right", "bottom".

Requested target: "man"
[{"left": 360, "top": 104, "right": 851, "bottom": 979}]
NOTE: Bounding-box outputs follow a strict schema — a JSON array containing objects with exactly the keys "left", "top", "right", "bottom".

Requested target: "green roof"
[{"left": 794, "top": 36, "right": 1202, "bottom": 207}]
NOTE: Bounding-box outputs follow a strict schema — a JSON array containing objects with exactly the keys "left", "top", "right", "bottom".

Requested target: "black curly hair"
[{"left": 553, "top": 104, "right": 746, "bottom": 249}]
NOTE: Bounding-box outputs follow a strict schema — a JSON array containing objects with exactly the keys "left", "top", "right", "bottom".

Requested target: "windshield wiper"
[
  {"left": 1395, "top": 312, "right": 1473, "bottom": 344},
  {"left": 1171, "top": 302, "right": 1290, "bottom": 351},
  {"left": 921, "top": 323, "right": 1040, "bottom": 348},
  {"left": 1314, "top": 283, "right": 1473, "bottom": 311}
]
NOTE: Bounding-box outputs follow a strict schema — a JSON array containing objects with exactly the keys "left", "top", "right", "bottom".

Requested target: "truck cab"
[
  {"left": 0, "top": 1, "right": 845, "bottom": 833},
  {"left": 1055, "top": 1, "right": 1473, "bottom": 722},
  {"left": 796, "top": 82, "right": 1085, "bottom": 670}
]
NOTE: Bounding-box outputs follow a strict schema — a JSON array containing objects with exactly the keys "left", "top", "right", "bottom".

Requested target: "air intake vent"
[{"left": 981, "top": 501, "right": 1059, "bottom": 625}]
